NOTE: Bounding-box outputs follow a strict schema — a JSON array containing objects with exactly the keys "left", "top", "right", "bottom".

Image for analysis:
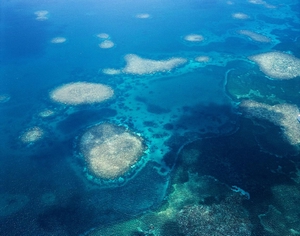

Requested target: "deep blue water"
[{"left": 1, "top": 0, "right": 300, "bottom": 235}]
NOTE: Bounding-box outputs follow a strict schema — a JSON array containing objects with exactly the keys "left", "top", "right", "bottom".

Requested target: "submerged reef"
[
  {"left": 79, "top": 123, "right": 146, "bottom": 180},
  {"left": 99, "top": 40, "right": 114, "bottom": 49},
  {"left": 34, "top": 10, "right": 49, "bottom": 21},
  {"left": 249, "top": 52, "right": 300, "bottom": 80},
  {"left": 87, "top": 106, "right": 293, "bottom": 235},
  {"left": 238, "top": 30, "right": 271, "bottom": 43},
  {"left": 87, "top": 175, "right": 251, "bottom": 236},
  {"left": 184, "top": 34, "right": 204, "bottom": 42},
  {"left": 122, "top": 54, "right": 187, "bottom": 75},
  {"left": 176, "top": 195, "right": 251, "bottom": 236},
  {"left": 20, "top": 126, "right": 44, "bottom": 144},
  {"left": 232, "top": 12, "right": 250, "bottom": 20},
  {"left": 225, "top": 61, "right": 300, "bottom": 104},
  {"left": 97, "top": 33, "right": 115, "bottom": 49},
  {"left": 240, "top": 100, "right": 300, "bottom": 146},
  {"left": 195, "top": 55, "right": 210, "bottom": 63},
  {"left": 96, "top": 33, "right": 110, "bottom": 39},
  {"left": 50, "top": 82, "right": 114, "bottom": 105},
  {"left": 38, "top": 109, "right": 55, "bottom": 118},
  {"left": 258, "top": 183, "right": 300, "bottom": 235},
  {"left": 102, "top": 54, "right": 187, "bottom": 75},
  {"left": 50, "top": 37, "right": 66, "bottom": 44}
]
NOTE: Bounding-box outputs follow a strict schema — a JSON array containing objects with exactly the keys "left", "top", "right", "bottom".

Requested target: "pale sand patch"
[
  {"left": 99, "top": 40, "right": 114, "bottom": 49},
  {"left": 80, "top": 123, "right": 145, "bottom": 179},
  {"left": 240, "top": 100, "right": 300, "bottom": 145},
  {"left": 249, "top": 52, "right": 300, "bottom": 79},
  {"left": 232, "top": 12, "right": 250, "bottom": 19},
  {"left": 20, "top": 126, "right": 44, "bottom": 144},
  {"left": 238, "top": 30, "right": 271, "bottom": 43},
  {"left": 50, "top": 82, "right": 114, "bottom": 105},
  {"left": 184, "top": 34, "right": 204, "bottom": 42},
  {"left": 51, "top": 37, "right": 67, "bottom": 44},
  {"left": 122, "top": 54, "right": 187, "bottom": 75}
]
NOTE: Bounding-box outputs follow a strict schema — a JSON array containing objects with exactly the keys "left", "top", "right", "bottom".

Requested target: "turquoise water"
[{"left": 1, "top": 0, "right": 300, "bottom": 235}]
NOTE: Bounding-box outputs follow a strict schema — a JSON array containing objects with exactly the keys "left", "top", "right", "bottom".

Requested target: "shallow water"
[{"left": 1, "top": 0, "right": 300, "bottom": 235}]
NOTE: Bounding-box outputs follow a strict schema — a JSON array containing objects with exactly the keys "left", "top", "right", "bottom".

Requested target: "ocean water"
[{"left": 1, "top": 0, "right": 300, "bottom": 235}]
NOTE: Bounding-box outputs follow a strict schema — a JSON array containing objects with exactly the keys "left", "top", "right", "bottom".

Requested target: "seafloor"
[{"left": 0, "top": 0, "right": 300, "bottom": 235}]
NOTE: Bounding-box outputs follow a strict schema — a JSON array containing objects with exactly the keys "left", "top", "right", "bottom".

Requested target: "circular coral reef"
[{"left": 79, "top": 123, "right": 146, "bottom": 180}]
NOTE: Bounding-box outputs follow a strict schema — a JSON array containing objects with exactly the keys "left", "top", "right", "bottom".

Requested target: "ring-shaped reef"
[{"left": 79, "top": 123, "right": 147, "bottom": 186}]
